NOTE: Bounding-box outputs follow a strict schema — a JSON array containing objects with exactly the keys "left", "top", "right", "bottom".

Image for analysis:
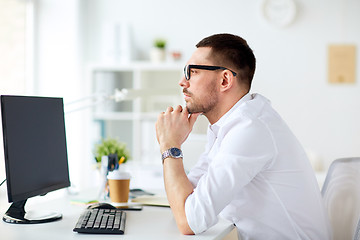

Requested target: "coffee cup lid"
[{"left": 107, "top": 170, "right": 131, "bottom": 180}]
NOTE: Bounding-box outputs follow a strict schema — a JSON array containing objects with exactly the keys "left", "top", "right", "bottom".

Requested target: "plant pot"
[{"left": 150, "top": 48, "right": 166, "bottom": 63}]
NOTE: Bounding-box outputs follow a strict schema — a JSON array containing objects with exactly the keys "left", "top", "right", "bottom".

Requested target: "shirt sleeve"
[
  {"left": 185, "top": 117, "right": 277, "bottom": 234},
  {"left": 187, "top": 127, "right": 215, "bottom": 187},
  {"left": 187, "top": 152, "right": 209, "bottom": 188}
]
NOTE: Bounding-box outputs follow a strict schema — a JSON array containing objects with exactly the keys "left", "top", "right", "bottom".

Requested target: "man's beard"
[{"left": 183, "top": 87, "right": 218, "bottom": 114}]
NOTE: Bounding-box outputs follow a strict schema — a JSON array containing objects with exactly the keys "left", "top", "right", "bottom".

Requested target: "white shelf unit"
[{"left": 88, "top": 62, "right": 184, "bottom": 163}]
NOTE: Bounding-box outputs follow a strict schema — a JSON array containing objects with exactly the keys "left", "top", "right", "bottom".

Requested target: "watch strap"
[{"left": 161, "top": 147, "right": 183, "bottom": 164}]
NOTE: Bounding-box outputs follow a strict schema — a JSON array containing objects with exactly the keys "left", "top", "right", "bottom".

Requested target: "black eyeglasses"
[{"left": 184, "top": 64, "right": 237, "bottom": 80}]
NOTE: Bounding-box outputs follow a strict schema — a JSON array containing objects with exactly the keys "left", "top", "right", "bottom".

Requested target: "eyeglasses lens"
[{"left": 184, "top": 65, "right": 190, "bottom": 80}]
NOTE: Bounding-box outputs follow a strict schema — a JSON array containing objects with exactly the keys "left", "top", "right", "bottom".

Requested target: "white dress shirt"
[{"left": 185, "top": 93, "right": 331, "bottom": 240}]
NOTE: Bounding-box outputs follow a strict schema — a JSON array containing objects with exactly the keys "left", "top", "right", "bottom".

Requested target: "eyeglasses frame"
[{"left": 184, "top": 64, "right": 237, "bottom": 80}]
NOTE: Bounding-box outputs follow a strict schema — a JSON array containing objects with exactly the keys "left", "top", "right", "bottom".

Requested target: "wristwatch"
[{"left": 161, "top": 147, "right": 183, "bottom": 164}]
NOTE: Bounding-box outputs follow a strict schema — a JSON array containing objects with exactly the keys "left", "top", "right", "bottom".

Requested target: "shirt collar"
[{"left": 208, "top": 93, "right": 252, "bottom": 137}]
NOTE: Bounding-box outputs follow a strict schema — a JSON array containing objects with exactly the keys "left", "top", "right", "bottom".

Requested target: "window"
[{"left": 0, "top": 0, "right": 33, "bottom": 94}]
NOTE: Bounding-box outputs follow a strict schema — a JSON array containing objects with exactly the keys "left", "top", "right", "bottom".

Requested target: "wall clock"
[{"left": 261, "top": 0, "right": 297, "bottom": 27}]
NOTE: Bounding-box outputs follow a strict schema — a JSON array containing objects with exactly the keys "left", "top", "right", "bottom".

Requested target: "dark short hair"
[{"left": 196, "top": 33, "right": 256, "bottom": 91}]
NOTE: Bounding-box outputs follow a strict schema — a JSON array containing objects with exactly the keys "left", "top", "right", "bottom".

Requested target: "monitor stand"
[{"left": 3, "top": 199, "right": 62, "bottom": 224}]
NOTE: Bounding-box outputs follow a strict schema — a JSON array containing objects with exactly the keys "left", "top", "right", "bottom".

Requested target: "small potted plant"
[
  {"left": 94, "top": 138, "right": 130, "bottom": 169},
  {"left": 150, "top": 38, "right": 167, "bottom": 62},
  {"left": 154, "top": 38, "right": 166, "bottom": 49},
  {"left": 94, "top": 138, "right": 131, "bottom": 200}
]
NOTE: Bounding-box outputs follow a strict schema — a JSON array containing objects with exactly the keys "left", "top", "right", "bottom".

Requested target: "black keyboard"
[{"left": 73, "top": 208, "right": 126, "bottom": 234}]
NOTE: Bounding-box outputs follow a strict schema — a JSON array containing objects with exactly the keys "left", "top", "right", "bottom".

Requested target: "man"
[{"left": 155, "top": 33, "right": 331, "bottom": 239}]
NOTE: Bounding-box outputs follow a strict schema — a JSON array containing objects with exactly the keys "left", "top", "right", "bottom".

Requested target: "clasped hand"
[{"left": 155, "top": 105, "right": 200, "bottom": 152}]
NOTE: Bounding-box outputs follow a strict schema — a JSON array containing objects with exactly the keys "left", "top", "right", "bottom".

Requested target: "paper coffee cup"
[{"left": 107, "top": 171, "right": 131, "bottom": 203}]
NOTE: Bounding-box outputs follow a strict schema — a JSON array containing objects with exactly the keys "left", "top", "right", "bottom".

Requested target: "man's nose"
[{"left": 179, "top": 76, "right": 189, "bottom": 88}]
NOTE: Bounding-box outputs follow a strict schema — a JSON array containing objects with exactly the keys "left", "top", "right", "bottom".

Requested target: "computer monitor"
[{"left": 1, "top": 95, "right": 70, "bottom": 224}]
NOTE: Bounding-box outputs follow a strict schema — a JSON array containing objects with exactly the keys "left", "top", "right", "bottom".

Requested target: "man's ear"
[{"left": 219, "top": 70, "right": 235, "bottom": 92}]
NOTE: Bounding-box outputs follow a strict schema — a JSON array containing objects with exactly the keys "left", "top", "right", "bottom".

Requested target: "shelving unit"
[{"left": 88, "top": 61, "right": 184, "bottom": 163}]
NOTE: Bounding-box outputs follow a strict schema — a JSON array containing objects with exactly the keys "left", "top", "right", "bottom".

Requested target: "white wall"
[{"left": 82, "top": 0, "right": 360, "bottom": 169}]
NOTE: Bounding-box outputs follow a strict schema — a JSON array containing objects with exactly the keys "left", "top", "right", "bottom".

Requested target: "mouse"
[{"left": 87, "top": 202, "right": 116, "bottom": 210}]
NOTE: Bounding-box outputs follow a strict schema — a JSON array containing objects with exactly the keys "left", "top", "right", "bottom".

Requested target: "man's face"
[{"left": 179, "top": 47, "right": 220, "bottom": 114}]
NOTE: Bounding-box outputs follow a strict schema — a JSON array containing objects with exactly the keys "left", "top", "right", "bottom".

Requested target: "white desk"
[{"left": 0, "top": 189, "right": 234, "bottom": 240}]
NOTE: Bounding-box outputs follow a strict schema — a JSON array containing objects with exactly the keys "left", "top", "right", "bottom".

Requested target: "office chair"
[
  {"left": 321, "top": 157, "right": 360, "bottom": 240},
  {"left": 354, "top": 219, "right": 360, "bottom": 240}
]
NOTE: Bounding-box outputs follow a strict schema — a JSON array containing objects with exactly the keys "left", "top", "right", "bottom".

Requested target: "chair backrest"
[
  {"left": 321, "top": 157, "right": 360, "bottom": 240},
  {"left": 354, "top": 219, "right": 360, "bottom": 240}
]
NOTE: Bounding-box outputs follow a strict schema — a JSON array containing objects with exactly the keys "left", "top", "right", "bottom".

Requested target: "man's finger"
[
  {"left": 166, "top": 106, "right": 174, "bottom": 113},
  {"left": 189, "top": 112, "right": 201, "bottom": 128},
  {"left": 174, "top": 105, "right": 183, "bottom": 112}
]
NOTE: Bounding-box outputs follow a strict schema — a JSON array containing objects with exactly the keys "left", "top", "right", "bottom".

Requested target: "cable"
[{"left": 0, "top": 179, "right": 6, "bottom": 186}]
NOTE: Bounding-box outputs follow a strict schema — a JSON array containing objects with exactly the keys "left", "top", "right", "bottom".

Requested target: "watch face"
[{"left": 170, "top": 148, "right": 182, "bottom": 157}]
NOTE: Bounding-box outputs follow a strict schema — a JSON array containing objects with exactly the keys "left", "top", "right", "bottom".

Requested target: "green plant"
[
  {"left": 154, "top": 38, "right": 166, "bottom": 49},
  {"left": 94, "top": 138, "right": 130, "bottom": 164}
]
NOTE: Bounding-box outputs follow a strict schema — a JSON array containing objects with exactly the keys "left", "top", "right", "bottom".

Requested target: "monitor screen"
[{"left": 1, "top": 95, "right": 70, "bottom": 203}]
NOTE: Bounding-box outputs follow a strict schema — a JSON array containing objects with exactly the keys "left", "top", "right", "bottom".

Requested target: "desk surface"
[{"left": 0, "top": 189, "right": 234, "bottom": 240}]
